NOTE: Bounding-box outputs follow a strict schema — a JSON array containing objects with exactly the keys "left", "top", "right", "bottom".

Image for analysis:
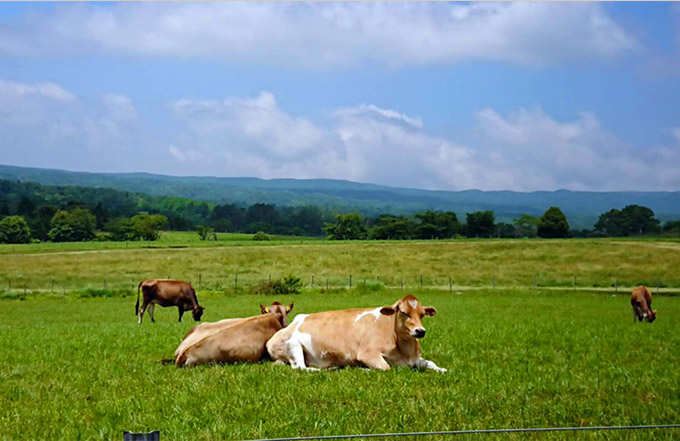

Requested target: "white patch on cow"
[
  {"left": 285, "top": 314, "right": 317, "bottom": 370},
  {"left": 354, "top": 307, "right": 382, "bottom": 322},
  {"left": 408, "top": 300, "right": 418, "bottom": 309}
]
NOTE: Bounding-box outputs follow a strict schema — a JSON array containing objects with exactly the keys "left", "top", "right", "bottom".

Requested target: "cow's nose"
[{"left": 413, "top": 328, "right": 426, "bottom": 338}]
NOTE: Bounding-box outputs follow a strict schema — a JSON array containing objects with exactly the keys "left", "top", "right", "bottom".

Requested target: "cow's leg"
[
  {"left": 138, "top": 301, "right": 150, "bottom": 324},
  {"left": 148, "top": 304, "right": 156, "bottom": 323},
  {"left": 178, "top": 307, "right": 185, "bottom": 323},
  {"left": 414, "top": 358, "right": 447, "bottom": 373},
  {"left": 357, "top": 352, "right": 391, "bottom": 371}
]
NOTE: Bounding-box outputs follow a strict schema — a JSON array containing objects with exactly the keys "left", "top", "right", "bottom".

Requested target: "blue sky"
[{"left": 0, "top": 2, "right": 679, "bottom": 191}]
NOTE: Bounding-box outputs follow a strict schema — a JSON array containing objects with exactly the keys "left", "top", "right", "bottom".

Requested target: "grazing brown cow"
[
  {"left": 136, "top": 279, "right": 205, "bottom": 324},
  {"left": 631, "top": 286, "right": 657, "bottom": 323},
  {"left": 174, "top": 301, "right": 293, "bottom": 367},
  {"left": 266, "top": 294, "right": 446, "bottom": 372}
]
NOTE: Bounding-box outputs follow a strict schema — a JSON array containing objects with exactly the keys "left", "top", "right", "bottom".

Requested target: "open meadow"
[{"left": 1, "top": 237, "right": 679, "bottom": 440}]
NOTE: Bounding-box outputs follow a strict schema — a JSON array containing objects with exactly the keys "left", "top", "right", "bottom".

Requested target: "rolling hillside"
[{"left": 1, "top": 164, "right": 679, "bottom": 229}]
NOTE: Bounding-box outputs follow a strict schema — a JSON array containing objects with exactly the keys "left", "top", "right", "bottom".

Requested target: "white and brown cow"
[
  {"left": 266, "top": 294, "right": 446, "bottom": 372},
  {"left": 136, "top": 279, "right": 205, "bottom": 324},
  {"left": 631, "top": 286, "right": 657, "bottom": 323},
  {"left": 174, "top": 301, "right": 293, "bottom": 367}
]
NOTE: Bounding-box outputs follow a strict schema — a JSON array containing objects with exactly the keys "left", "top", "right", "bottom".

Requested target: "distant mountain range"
[{"left": 1, "top": 164, "right": 679, "bottom": 229}]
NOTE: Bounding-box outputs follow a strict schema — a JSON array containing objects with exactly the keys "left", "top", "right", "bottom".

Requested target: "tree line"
[{"left": 0, "top": 179, "right": 678, "bottom": 244}]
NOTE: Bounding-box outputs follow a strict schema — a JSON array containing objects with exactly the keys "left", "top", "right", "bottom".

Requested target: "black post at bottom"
[{"left": 124, "top": 431, "right": 159, "bottom": 441}]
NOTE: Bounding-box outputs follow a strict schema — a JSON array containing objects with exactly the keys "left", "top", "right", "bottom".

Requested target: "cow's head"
[
  {"left": 260, "top": 301, "right": 294, "bottom": 327},
  {"left": 380, "top": 295, "right": 436, "bottom": 339},
  {"left": 646, "top": 310, "right": 657, "bottom": 323},
  {"left": 191, "top": 306, "right": 205, "bottom": 321}
]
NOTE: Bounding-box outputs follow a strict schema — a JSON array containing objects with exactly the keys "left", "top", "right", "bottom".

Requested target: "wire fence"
[
  {"left": 1, "top": 273, "right": 679, "bottom": 298},
  {"left": 241, "top": 425, "right": 680, "bottom": 441}
]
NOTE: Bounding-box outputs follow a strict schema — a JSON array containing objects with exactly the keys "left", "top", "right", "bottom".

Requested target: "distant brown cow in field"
[
  {"left": 173, "top": 301, "right": 293, "bottom": 367},
  {"left": 136, "top": 279, "right": 204, "bottom": 324},
  {"left": 631, "top": 286, "right": 656, "bottom": 323}
]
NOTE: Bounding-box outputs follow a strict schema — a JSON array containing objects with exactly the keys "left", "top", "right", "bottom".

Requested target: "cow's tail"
[{"left": 135, "top": 281, "right": 143, "bottom": 316}]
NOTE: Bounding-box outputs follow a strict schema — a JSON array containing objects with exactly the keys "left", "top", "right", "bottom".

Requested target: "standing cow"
[
  {"left": 266, "top": 294, "right": 446, "bottom": 372},
  {"left": 174, "top": 301, "right": 293, "bottom": 367},
  {"left": 631, "top": 286, "right": 657, "bottom": 323},
  {"left": 136, "top": 279, "right": 205, "bottom": 324}
]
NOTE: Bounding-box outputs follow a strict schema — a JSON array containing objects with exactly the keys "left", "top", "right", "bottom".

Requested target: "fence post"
[
  {"left": 532, "top": 276, "right": 537, "bottom": 289},
  {"left": 199, "top": 274, "right": 202, "bottom": 288},
  {"left": 449, "top": 277, "right": 452, "bottom": 293},
  {"left": 268, "top": 274, "right": 271, "bottom": 283},
  {"left": 349, "top": 275, "right": 352, "bottom": 289},
  {"left": 8, "top": 279, "right": 10, "bottom": 291},
  {"left": 574, "top": 276, "right": 577, "bottom": 290},
  {"left": 492, "top": 276, "right": 496, "bottom": 289},
  {"left": 104, "top": 280, "right": 107, "bottom": 292},
  {"left": 326, "top": 278, "right": 329, "bottom": 292},
  {"left": 363, "top": 278, "right": 366, "bottom": 289},
  {"left": 401, "top": 278, "right": 404, "bottom": 292},
  {"left": 615, "top": 278, "right": 618, "bottom": 293},
  {"left": 234, "top": 274, "right": 238, "bottom": 294},
  {"left": 420, "top": 275, "right": 423, "bottom": 287}
]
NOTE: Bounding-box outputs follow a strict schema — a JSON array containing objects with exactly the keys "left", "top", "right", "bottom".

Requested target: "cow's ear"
[
  {"left": 423, "top": 306, "right": 437, "bottom": 317},
  {"left": 380, "top": 306, "right": 396, "bottom": 316},
  {"left": 260, "top": 304, "right": 269, "bottom": 314},
  {"left": 286, "top": 302, "right": 294, "bottom": 313}
]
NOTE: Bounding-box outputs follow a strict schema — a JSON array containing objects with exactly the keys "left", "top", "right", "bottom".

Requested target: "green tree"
[
  {"left": 369, "top": 215, "right": 414, "bottom": 240},
  {"left": 537, "top": 206, "right": 570, "bottom": 238},
  {"left": 128, "top": 213, "right": 168, "bottom": 241},
  {"left": 414, "top": 211, "right": 460, "bottom": 239},
  {"left": 465, "top": 211, "right": 496, "bottom": 238},
  {"left": 496, "top": 222, "right": 517, "bottom": 238},
  {"left": 0, "top": 215, "right": 31, "bottom": 244},
  {"left": 48, "top": 207, "right": 97, "bottom": 242},
  {"left": 104, "top": 217, "right": 133, "bottom": 241},
  {"left": 323, "top": 213, "right": 367, "bottom": 240},
  {"left": 514, "top": 214, "right": 540, "bottom": 238},
  {"left": 594, "top": 205, "right": 660, "bottom": 237}
]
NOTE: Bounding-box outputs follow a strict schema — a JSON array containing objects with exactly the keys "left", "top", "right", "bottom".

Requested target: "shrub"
[
  {"left": 251, "top": 274, "right": 302, "bottom": 295},
  {"left": 253, "top": 231, "right": 271, "bottom": 241}
]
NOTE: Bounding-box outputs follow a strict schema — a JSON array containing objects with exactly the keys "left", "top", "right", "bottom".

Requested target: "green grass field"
[
  {"left": 1, "top": 238, "right": 679, "bottom": 440},
  {"left": 1, "top": 235, "right": 679, "bottom": 294},
  {"left": 1, "top": 289, "right": 679, "bottom": 440}
]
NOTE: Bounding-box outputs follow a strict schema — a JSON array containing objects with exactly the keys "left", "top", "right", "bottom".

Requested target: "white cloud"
[
  {"left": 0, "top": 2, "right": 639, "bottom": 68},
  {"left": 0, "top": 78, "right": 76, "bottom": 102}
]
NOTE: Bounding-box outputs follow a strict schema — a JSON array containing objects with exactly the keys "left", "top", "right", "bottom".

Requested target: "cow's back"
[
  {"left": 174, "top": 317, "right": 247, "bottom": 358},
  {"left": 631, "top": 286, "right": 652, "bottom": 308},
  {"left": 266, "top": 307, "right": 395, "bottom": 368},
  {"left": 144, "top": 280, "right": 193, "bottom": 306},
  {"left": 178, "top": 314, "right": 282, "bottom": 367}
]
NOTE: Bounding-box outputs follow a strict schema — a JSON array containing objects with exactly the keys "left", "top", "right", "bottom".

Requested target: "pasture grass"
[
  {"left": 1, "top": 238, "right": 679, "bottom": 293},
  {"left": 1, "top": 289, "right": 679, "bottom": 440}
]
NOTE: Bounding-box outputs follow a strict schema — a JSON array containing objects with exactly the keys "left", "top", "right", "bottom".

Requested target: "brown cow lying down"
[
  {"left": 631, "top": 286, "right": 657, "bottom": 323},
  {"left": 136, "top": 279, "right": 204, "bottom": 324},
  {"left": 174, "top": 301, "right": 293, "bottom": 367},
  {"left": 266, "top": 294, "right": 446, "bottom": 372}
]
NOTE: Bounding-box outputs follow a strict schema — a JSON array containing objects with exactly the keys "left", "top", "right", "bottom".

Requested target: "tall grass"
[
  {"left": 0, "top": 289, "right": 678, "bottom": 440},
  {"left": 1, "top": 239, "right": 679, "bottom": 293}
]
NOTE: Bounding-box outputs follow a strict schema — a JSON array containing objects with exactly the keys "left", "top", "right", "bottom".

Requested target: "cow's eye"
[{"left": 401, "top": 310, "right": 409, "bottom": 318}]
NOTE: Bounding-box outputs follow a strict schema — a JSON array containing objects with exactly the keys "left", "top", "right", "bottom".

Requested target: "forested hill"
[{"left": 1, "top": 164, "right": 679, "bottom": 229}]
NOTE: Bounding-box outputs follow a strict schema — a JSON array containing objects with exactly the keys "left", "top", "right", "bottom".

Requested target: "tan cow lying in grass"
[
  {"left": 173, "top": 302, "right": 293, "bottom": 367},
  {"left": 266, "top": 294, "right": 446, "bottom": 372},
  {"left": 631, "top": 286, "right": 657, "bottom": 323}
]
